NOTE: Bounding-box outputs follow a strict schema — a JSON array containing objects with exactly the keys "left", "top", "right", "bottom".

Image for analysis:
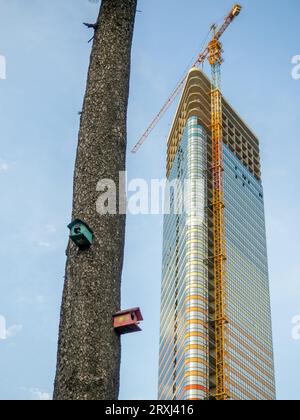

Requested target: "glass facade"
[
  {"left": 158, "top": 116, "right": 276, "bottom": 400},
  {"left": 224, "top": 145, "right": 276, "bottom": 400},
  {"left": 158, "top": 117, "right": 209, "bottom": 400}
]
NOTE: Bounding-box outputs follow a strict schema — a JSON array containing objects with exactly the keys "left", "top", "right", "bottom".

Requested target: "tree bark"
[{"left": 54, "top": 0, "right": 137, "bottom": 400}]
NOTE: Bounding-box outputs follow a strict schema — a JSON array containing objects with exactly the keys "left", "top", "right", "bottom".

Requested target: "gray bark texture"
[{"left": 53, "top": 0, "right": 137, "bottom": 401}]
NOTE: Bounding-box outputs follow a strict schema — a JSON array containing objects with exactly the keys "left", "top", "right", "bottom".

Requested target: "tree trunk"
[{"left": 53, "top": 0, "right": 137, "bottom": 401}]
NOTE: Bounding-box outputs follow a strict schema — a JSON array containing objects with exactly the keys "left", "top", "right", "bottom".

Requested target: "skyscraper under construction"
[{"left": 158, "top": 68, "right": 276, "bottom": 400}]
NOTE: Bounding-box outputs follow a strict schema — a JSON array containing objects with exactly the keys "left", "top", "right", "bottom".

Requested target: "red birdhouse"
[{"left": 113, "top": 308, "right": 143, "bottom": 335}]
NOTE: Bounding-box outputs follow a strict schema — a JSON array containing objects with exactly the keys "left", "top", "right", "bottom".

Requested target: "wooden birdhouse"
[
  {"left": 113, "top": 308, "right": 143, "bottom": 335},
  {"left": 68, "top": 219, "right": 93, "bottom": 250}
]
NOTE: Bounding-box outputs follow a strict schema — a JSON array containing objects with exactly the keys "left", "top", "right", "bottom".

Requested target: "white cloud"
[
  {"left": 29, "top": 388, "right": 51, "bottom": 401},
  {"left": 32, "top": 224, "right": 57, "bottom": 249},
  {"left": 16, "top": 294, "right": 46, "bottom": 305},
  {"left": 0, "top": 162, "right": 9, "bottom": 172},
  {"left": 0, "top": 315, "right": 23, "bottom": 341},
  {"left": 45, "top": 224, "right": 56, "bottom": 234},
  {"left": 37, "top": 240, "right": 51, "bottom": 248},
  {"left": 6, "top": 324, "right": 23, "bottom": 339},
  {"left": 36, "top": 295, "right": 46, "bottom": 304},
  {"left": 21, "top": 387, "right": 51, "bottom": 401}
]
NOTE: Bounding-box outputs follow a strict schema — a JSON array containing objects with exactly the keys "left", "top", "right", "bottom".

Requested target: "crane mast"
[
  {"left": 209, "top": 30, "right": 229, "bottom": 402},
  {"left": 208, "top": 32, "right": 228, "bottom": 400},
  {"left": 208, "top": 4, "right": 241, "bottom": 401}
]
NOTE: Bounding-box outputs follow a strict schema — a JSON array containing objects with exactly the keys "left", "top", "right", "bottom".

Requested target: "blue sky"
[{"left": 0, "top": 0, "right": 299, "bottom": 400}]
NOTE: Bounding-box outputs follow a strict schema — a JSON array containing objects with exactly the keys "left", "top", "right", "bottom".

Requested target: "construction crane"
[
  {"left": 131, "top": 4, "right": 242, "bottom": 155},
  {"left": 132, "top": 4, "right": 242, "bottom": 401}
]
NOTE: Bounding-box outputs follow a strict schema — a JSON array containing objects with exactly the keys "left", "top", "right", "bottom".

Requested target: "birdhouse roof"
[
  {"left": 113, "top": 307, "right": 143, "bottom": 322},
  {"left": 68, "top": 218, "right": 94, "bottom": 233}
]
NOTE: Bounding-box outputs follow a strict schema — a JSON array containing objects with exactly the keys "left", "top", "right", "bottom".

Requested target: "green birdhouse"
[{"left": 68, "top": 219, "right": 93, "bottom": 250}]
